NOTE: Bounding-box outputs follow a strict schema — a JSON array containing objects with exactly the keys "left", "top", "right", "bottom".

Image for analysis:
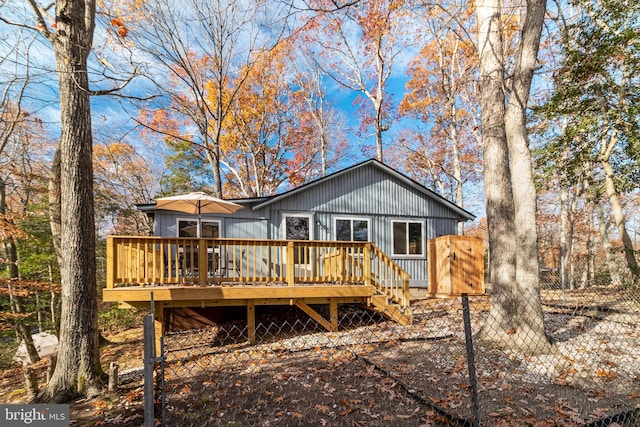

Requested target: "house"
[
  {"left": 105, "top": 159, "right": 482, "bottom": 350},
  {"left": 137, "top": 159, "right": 476, "bottom": 289}
]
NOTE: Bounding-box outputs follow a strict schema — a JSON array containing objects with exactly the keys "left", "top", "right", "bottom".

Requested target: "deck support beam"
[
  {"left": 330, "top": 299, "right": 338, "bottom": 330},
  {"left": 153, "top": 302, "right": 164, "bottom": 357},
  {"left": 294, "top": 300, "right": 337, "bottom": 332},
  {"left": 247, "top": 300, "right": 256, "bottom": 344}
]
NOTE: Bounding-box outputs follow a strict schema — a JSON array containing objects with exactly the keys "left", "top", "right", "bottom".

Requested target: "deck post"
[
  {"left": 329, "top": 299, "right": 338, "bottom": 330},
  {"left": 286, "top": 241, "right": 295, "bottom": 287},
  {"left": 198, "top": 242, "right": 207, "bottom": 286},
  {"left": 106, "top": 237, "right": 116, "bottom": 289},
  {"left": 363, "top": 243, "right": 372, "bottom": 286},
  {"left": 247, "top": 300, "right": 256, "bottom": 344},
  {"left": 402, "top": 272, "right": 411, "bottom": 309}
]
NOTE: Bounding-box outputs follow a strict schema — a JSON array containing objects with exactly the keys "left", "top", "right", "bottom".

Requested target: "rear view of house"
[{"left": 142, "top": 159, "right": 476, "bottom": 288}]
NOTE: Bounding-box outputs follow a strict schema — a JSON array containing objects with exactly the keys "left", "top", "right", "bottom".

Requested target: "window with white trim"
[
  {"left": 392, "top": 220, "right": 423, "bottom": 256},
  {"left": 177, "top": 219, "right": 220, "bottom": 238},
  {"left": 335, "top": 217, "right": 370, "bottom": 242}
]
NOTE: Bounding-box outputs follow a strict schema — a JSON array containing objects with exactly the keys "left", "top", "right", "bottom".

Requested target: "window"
[
  {"left": 283, "top": 214, "right": 313, "bottom": 264},
  {"left": 200, "top": 221, "right": 220, "bottom": 238},
  {"left": 392, "top": 220, "right": 423, "bottom": 256},
  {"left": 335, "top": 218, "right": 369, "bottom": 241},
  {"left": 177, "top": 219, "right": 220, "bottom": 238},
  {"left": 283, "top": 214, "right": 313, "bottom": 240}
]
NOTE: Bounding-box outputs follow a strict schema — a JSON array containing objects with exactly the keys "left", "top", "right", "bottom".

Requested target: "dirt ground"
[{"left": 1, "top": 289, "right": 639, "bottom": 426}]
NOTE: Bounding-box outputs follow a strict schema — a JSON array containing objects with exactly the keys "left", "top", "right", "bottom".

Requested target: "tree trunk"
[
  {"left": 35, "top": 289, "right": 43, "bottom": 333},
  {"left": 48, "top": 264, "right": 61, "bottom": 337},
  {"left": 593, "top": 199, "right": 622, "bottom": 286},
  {"left": 560, "top": 185, "right": 578, "bottom": 289},
  {"left": 448, "top": 96, "right": 465, "bottom": 236},
  {"left": 12, "top": 294, "right": 41, "bottom": 364},
  {"left": 38, "top": 0, "right": 103, "bottom": 402},
  {"left": 476, "top": 0, "right": 552, "bottom": 353},
  {"left": 374, "top": 96, "right": 385, "bottom": 162},
  {"left": 48, "top": 149, "right": 63, "bottom": 267},
  {"left": 475, "top": 0, "right": 517, "bottom": 335},
  {"left": 601, "top": 157, "right": 639, "bottom": 279},
  {"left": 320, "top": 131, "right": 328, "bottom": 177},
  {"left": 503, "top": 0, "right": 550, "bottom": 351}
]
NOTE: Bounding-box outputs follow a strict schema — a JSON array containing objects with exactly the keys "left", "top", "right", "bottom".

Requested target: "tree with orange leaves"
[
  {"left": 217, "top": 42, "right": 324, "bottom": 197},
  {"left": 93, "top": 141, "right": 157, "bottom": 235},
  {"left": 302, "top": 0, "right": 411, "bottom": 162},
  {"left": 123, "top": 0, "right": 288, "bottom": 197},
  {"left": 399, "top": 1, "right": 482, "bottom": 233}
]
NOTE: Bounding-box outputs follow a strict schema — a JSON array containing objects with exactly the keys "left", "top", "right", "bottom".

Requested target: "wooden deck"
[{"left": 104, "top": 237, "right": 412, "bottom": 349}]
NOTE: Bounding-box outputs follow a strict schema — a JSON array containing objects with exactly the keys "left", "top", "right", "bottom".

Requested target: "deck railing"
[{"left": 106, "top": 236, "right": 410, "bottom": 309}]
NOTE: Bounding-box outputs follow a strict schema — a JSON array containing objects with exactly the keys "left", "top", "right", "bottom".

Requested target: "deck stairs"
[
  {"left": 369, "top": 292, "right": 413, "bottom": 326},
  {"left": 342, "top": 246, "right": 413, "bottom": 326}
]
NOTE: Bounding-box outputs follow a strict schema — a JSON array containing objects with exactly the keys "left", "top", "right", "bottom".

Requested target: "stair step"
[
  {"left": 369, "top": 296, "right": 413, "bottom": 326},
  {"left": 371, "top": 295, "right": 388, "bottom": 306}
]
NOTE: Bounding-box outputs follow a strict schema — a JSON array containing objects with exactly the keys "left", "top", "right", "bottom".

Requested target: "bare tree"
[
  {"left": 303, "top": 0, "right": 410, "bottom": 162},
  {"left": 126, "top": 0, "right": 287, "bottom": 197},
  {"left": 291, "top": 54, "right": 350, "bottom": 179}
]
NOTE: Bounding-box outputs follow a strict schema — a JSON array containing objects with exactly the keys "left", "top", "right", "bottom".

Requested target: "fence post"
[
  {"left": 160, "top": 335, "right": 166, "bottom": 426},
  {"left": 560, "top": 253, "right": 566, "bottom": 304},
  {"left": 143, "top": 313, "right": 156, "bottom": 427},
  {"left": 462, "top": 293, "right": 480, "bottom": 427}
]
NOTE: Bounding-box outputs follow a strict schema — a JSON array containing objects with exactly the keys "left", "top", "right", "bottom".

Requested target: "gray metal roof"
[
  {"left": 251, "top": 159, "right": 475, "bottom": 221},
  {"left": 136, "top": 159, "right": 475, "bottom": 221}
]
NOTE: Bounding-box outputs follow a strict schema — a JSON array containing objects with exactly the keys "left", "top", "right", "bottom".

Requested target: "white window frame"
[
  {"left": 281, "top": 213, "right": 314, "bottom": 240},
  {"left": 391, "top": 219, "right": 425, "bottom": 257},
  {"left": 176, "top": 218, "right": 221, "bottom": 238},
  {"left": 282, "top": 213, "right": 314, "bottom": 269},
  {"left": 334, "top": 217, "right": 370, "bottom": 242}
]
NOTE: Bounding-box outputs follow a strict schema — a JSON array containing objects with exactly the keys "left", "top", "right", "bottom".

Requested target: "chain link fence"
[{"left": 144, "top": 281, "right": 640, "bottom": 426}]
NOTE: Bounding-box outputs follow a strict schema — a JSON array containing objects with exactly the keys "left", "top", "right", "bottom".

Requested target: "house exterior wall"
[
  {"left": 154, "top": 205, "right": 268, "bottom": 239},
  {"left": 152, "top": 161, "right": 470, "bottom": 287}
]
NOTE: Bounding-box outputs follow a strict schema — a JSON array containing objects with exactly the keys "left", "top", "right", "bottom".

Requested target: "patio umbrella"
[{"left": 155, "top": 192, "right": 243, "bottom": 237}]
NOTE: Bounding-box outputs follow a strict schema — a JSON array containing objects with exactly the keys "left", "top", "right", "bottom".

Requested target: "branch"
[
  {"left": 296, "top": 0, "right": 361, "bottom": 13},
  {"left": 88, "top": 68, "right": 152, "bottom": 99},
  {"left": 24, "top": 0, "right": 55, "bottom": 41},
  {"left": 0, "top": 14, "right": 46, "bottom": 35}
]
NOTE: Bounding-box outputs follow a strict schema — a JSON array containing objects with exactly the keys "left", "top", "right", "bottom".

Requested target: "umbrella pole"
[{"left": 197, "top": 201, "right": 201, "bottom": 238}]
